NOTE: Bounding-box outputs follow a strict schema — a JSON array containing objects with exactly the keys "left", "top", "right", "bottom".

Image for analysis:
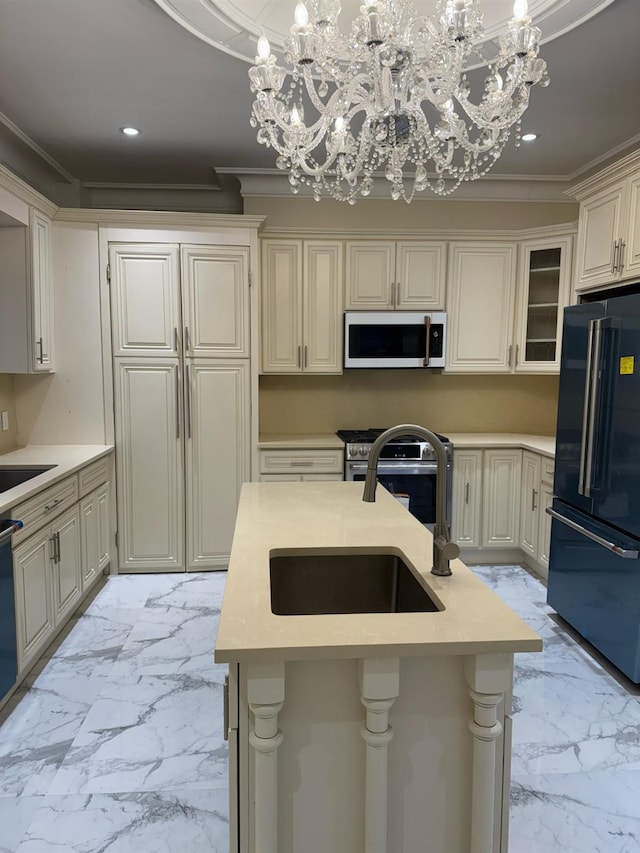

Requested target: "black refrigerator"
[{"left": 547, "top": 291, "right": 640, "bottom": 683}]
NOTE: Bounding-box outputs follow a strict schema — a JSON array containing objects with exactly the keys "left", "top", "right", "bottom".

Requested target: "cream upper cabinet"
[
  {"left": 261, "top": 239, "right": 343, "bottom": 374},
  {"left": 572, "top": 153, "right": 640, "bottom": 290},
  {"left": 345, "top": 240, "right": 446, "bottom": 310},
  {"left": 181, "top": 246, "right": 250, "bottom": 358},
  {"left": 110, "top": 244, "right": 181, "bottom": 356},
  {"left": 30, "top": 209, "right": 55, "bottom": 372},
  {"left": 513, "top": 236, "right": 573, "bottom": 373},
  {"left": 446, "top": 243, "right": 517, "bottom": 372},
  {"left": 482, "top": 449, "right": 522, "bottom": 548},
  {"left": 452, "top": 449, "right": 482, "bottom": 549}
]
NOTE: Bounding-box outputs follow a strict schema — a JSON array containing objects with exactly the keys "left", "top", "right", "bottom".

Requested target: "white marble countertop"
[
  {"left": 258, "top": 432, "right": 555, "bottom": 457},
  {"left": 0, "top": 445, "right": 114, "bottom": 514},
  {"left": 215, "top": 481, "right": 542, "bottom": 664}
]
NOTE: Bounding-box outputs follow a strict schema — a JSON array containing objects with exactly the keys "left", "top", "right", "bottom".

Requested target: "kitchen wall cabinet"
[
  {"left": 0, "top": 207, "right": 54, "bottom": 373},
  {"left": 110, "top": 244, "right": 251, "bottom": 571},
  {"left": 571, "top": 151, "right": 640, "bottom": 290},
  {"left": 12, "top": 456, "right": 112, "bottom": 675},
  {"left": 345, "top": 240, "right": 446, "bottom": 310},
  {"left": 446, "top": 243, "right": 517, "bottom": 372},
  {"left": 482, "top": 449, "right": 522, "bottom": 548},
  {"left": 451, "top": 450, "right": 482, "bottom": 548},
  {"left": 514, "top": 236, "right": 573, "bottom": 373},
  {"left": 261, "top": 239, "right": 343, "bottom": 373}
]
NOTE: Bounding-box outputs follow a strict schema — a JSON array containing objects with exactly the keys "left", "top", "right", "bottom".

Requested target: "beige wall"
[
  {"left": 260, "top": 373, "right": 559, "bottom": 436},
  {"left": 245, "top": 197, "right": 578, "bottom": 232},
  {"left": 0, "top": 374, "right": 18, "bottom": 452}
]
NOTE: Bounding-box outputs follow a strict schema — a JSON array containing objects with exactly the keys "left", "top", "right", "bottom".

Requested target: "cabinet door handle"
[
  {"left": 391, "top": 282, "right": 395, "bottom": 307},
  {"left": 49, "top": 535, "right": 57, "bottom": 562},
  {"left": 531, "top": 488, "right": 538, "bottom": 512},
  {"left": 174, "top": 327, "right": 179, "bottom": 353},
  {"left": 304, "top": 345, "right": 308, "bottom": 368},
  {"left": 185, "top": 365, "right": 192, "bottom": 439},
  {"left": 515, "top": 344, "right": 519, "bottom": 366},
  {"left": 619, "top": 240, "right": 626, "bottom": 273},
  {"left": 175, "top": 365, "right": 180, "bottom": 440},
  {"left": 37, "top": 337, "right": 44, "bottom": 364},
  {"left": 508, "top": 345, "right": 513, "bottom": 368},
  {"left": 611, "top": 239, "right": 619, "bottom": 274},
  {"left": 184, "top": 326, "right": 191, "bottom": 355},
  {"left": 464, "top": 482, "right": 470, "bottom": 504},
  {"left": 223, "top": 674, "right": 229, "bottom": 741},
  {"left": 297, "top": 345, "right": 301, "bottom": 368},
  {"left": 44, "top": 498, "right": 62, "bottom": 513}
]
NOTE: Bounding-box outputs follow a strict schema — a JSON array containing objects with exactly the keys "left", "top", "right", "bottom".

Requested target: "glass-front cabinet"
[{"left": 515, "top": 235, "right": 573, "bottom": 373}]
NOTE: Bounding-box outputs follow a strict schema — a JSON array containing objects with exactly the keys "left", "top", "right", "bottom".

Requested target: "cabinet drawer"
[
  {"left": 12, "top": 474, "right": 79, "bottom": 545},
  {"left": 541, "top": 457, "right": 555, "bottom": 485},
  {"left": 78, "top": 456, "right": 110, "bottom": 498},
  {"left": 259, "top": 449, "right": 343, "bottom": 475}
]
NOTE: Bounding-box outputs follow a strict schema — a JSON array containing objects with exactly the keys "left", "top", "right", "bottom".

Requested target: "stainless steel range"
[{"left": 336, "top": 428, "right": 453, "bottom": 528}]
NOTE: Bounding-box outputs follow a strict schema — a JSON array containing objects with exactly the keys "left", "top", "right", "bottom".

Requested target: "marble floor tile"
[
  {"left": 0, "top": 798, "right": 44, "bottom": 853},
  {"left": 14, "top": 789, "right": 230, "bottom": 853},
  {"left": 48, "top": 672, "right": 227, "bottom": 795}
]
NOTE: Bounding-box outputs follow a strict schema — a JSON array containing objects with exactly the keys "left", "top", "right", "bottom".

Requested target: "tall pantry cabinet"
[{"left": 110, "top": 243, "right": 251, "bottom": 572}]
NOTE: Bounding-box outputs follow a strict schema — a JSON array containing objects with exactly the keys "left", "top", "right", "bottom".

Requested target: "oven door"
[{"left": 346, "top": 461, "right": 442, "bottom": 526}]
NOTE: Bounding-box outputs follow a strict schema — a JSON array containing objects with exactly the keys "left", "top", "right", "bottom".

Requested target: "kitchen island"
[{"left": 215, "top": 481, "right": 542, "bottom": 853}]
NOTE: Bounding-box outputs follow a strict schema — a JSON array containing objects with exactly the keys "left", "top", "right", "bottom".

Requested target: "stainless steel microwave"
[{"left": 344, "top": 311, "right": 447, "bottom": 369}]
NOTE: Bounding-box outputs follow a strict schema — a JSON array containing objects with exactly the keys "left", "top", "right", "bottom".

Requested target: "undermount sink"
[
  {"left": 0, "top": 465, "right": 56, "bottom": 492},
  {"left": 269, "top": 548, "right": 443, "bottom": 616}
]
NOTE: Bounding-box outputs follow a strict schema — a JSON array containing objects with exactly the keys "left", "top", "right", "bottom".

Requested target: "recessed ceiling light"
[
  {"left": 120, "top": 126, "right": 141, "bottom": 136},
  {"left": 521, "top": 133, "right": 539, "bottom": 142}
]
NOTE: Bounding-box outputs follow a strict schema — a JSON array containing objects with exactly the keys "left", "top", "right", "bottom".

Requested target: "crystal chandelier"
[{"left": 248, "top": 0, "right": 548, "bottom": 203}]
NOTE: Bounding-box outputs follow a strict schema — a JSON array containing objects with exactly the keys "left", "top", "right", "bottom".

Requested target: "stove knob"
[
  {"left": 347, "top": 446, "right": 358, "bottom": 459},
  {"left": 360, "top": 445, "right": 369, "bottom": 458}
]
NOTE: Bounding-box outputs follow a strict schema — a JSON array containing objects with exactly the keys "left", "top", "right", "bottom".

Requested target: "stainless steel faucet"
[{"left": 362, "top": 424, "right": 460, "bottom": 576}]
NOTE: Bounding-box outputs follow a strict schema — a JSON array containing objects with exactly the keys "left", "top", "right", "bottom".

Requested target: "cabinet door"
[
  {"left": 114, "top": 359, "right": 184, "bottom": 571},
  {"left": 537, "top": 483, "right": 553, "bottom": 579},
  {"left": 395, "top": 242, "right": 446, "bottom": 310},
  {"left": 96, "top": 481, "right": 112, "bottom": 572},
  {"left": 261, "top": 240, "right": 303, "bottom": 372},
  {"left": 13, "top": 526, "right": 54, "bottom": 672},
  {"left": 186, "top": 360, "right": 250, "bottom": 570},
  {"left": 515, "top": 238, "right": 573, "bottom": 373},
  {"left": 452, "top": 450, "right": 482, "bottom": 548},
  {"left": 30, "top": 209, "right": 54, "bottom": 372},
  {"left": 482, "top": 449, "right": 522, "bottom": 548},
  {"left": 446, "top": 244, "right": 517, "bottom": 372},
  {"left": 345, "top": 241, "right": 394, "bottom": 309},
  {"left": 575, "top": 182, "right": 625, "bottom": 288},
  {"left": 181, "top": 246, "right": 250, "bottom": 358},
  {"left": 519, "top": 451, "right": 541, "bottom": 558},
  {"left": 110, "top": 244, "right": 181, "bottom": 356},
  {"left": 303, "top": 241, "right": 343, "bottom": 373},
  {"left": 53, "top": 504, "right": 82, "bottom": 624},
  {"left": 80, "top": 491, "right": 99, "bottom": 592},
  {"left": 623, "top": 171, "right": 640, "bottom": 279}
]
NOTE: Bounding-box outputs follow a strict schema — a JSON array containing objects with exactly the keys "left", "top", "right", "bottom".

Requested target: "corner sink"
[
  {"left": 0, "top": 465, "right": 56, "bottom": 493},
  {"left": 269, "top": 548, "right": 443, "bottom": 616}
]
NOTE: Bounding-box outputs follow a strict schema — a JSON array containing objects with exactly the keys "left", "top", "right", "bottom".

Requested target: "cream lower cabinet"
[
  {"left": 115, "top": 358, "right": 250, "bottom": 571},
  {"left": 259, "top": 448, "right": 343, "bottom": 482},
  {"left": 451, "top": 450, "right": 482, "bottom": 548},
  {"left": 520, "top": 452, "right": 554, "bottom": 578},
  {"left": 80, "top": 481, "right": 112, "bottom": 592},
  {"left": 261, "top": 240, "right": 343, "bottom": 373},
  {"left": 482, "top": 450, "right": 522, "bottom": 548}
]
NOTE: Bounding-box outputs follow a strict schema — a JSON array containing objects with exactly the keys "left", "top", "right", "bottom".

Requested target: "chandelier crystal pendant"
[{"left": 248, "top": 0, "right": 549, "bottom": 203}]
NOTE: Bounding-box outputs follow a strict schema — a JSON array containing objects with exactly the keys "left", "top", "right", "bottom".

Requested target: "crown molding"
[
  {"left": 53, "top": 207, "right": 267, "bottom": 230},
  {"left": 216, "top": 168, "right": 575, "bottom": 203},
  {"left": 0, "top": 161, "right": 58, "bottom": 218},
  {"left": 566, "top": 147, "right": 640, "bottom": 200},
  {"left": 260, "top": 220, "right": 578, "bottom": 241}
]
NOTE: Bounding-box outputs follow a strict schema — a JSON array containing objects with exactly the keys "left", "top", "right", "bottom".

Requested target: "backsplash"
[
  {"left": 259, "top": 372, "right": 559, "bottom": 436},
  {"left": 0, "top": 374, "right": 18, "bottom": 453}
]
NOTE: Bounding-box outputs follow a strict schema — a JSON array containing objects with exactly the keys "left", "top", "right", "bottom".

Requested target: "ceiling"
[{"left": 0, "top": 0, "right": 638, "bottom": 202}]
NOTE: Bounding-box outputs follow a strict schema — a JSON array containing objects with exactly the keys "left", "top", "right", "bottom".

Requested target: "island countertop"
[{"left": 215, "top": 481, "right": 542, "bottom": 664}]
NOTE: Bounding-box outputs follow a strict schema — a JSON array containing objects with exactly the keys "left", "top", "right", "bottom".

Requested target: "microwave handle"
[{"left": 423, "top": 315, "right": 431, "bottom": 366}]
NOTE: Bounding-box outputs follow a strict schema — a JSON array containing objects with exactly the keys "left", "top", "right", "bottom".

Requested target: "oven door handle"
[{"left": 348, "top": 462, "right": 438, "bottom": 476}]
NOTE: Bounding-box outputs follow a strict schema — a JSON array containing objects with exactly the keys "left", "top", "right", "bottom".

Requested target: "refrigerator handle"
[
  {"left": 578, "top": 319, "right": 596, "bottom": 496},
  {"left": 583, "top": 318, "right": 604, "bottom": 497},
  {"left": 547, "top": 508, "right": 639, "bottom": 559}
]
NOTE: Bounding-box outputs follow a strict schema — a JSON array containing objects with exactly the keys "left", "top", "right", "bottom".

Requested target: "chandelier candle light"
[{"left": 248, "top": 0, "right": 548, "bottom": 202}]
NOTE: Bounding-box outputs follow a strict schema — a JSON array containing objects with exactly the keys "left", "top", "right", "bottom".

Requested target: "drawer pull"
[
  {"left": 290, "top": 460, "right": 307, "bottom": 467},
  {"left": 45, "top": 498, "right": 63, "bottom": 512}
]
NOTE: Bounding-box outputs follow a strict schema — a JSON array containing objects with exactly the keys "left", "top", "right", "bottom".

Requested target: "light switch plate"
[{"left": 1, "top": 411, "right": 9, "bottom": 431}]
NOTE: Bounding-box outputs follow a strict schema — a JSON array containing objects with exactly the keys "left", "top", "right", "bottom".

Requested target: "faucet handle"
[{"left": 432, "top": 535, "right": 459, "bottom": 576}]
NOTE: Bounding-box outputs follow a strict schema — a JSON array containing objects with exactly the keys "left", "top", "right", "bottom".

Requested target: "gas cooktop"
[{"left": 336, "top": 428, "right": 450, "bottom": 444}]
